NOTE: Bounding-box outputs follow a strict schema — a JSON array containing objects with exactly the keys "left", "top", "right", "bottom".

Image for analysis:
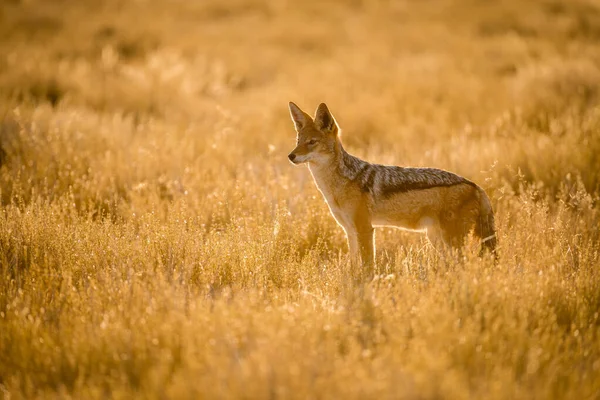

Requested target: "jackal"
[{"left": 287, "top": 102, "right": 496, "bottom": 272}]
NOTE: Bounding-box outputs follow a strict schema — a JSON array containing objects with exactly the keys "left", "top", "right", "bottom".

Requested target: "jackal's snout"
[{"left": 288, "top": 153, "right": 297, "bottom": 163}]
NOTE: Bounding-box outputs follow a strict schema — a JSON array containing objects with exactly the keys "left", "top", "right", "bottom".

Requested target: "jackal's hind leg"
[
  {"left": 421, "top": 217, "right": 449, "bottom": 251},
  {"left": 441, "top": 191, "right": 480, "bottom": 251}
]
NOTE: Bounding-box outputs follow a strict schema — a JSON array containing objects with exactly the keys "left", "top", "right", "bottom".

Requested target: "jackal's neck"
[
  {"left": 334, "top": 139, "right": 348, "bottom": 168},
  {"left": 308, "top": 140, "right": 361, "bottom": 184},
  {"left": 338, "top": 143, "right": 366, "bottom": 172}
]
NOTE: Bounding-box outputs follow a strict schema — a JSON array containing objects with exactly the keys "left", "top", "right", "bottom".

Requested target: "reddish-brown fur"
[{"left": 288, "top": 102, "right": 496, "bottom": 277}]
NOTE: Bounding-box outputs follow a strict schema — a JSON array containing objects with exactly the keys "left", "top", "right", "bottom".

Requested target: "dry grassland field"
[{"left": 1, "top": 0, "right": 600, "bottom": 398}]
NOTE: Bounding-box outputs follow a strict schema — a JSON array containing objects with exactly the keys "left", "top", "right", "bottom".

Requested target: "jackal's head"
[{"left": 288, "top": 102, "right": 339, "bottom": 165}]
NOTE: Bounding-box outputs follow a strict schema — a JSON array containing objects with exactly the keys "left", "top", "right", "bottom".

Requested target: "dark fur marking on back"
[
  {"left": 379, "top": 180, "right": 473, "bottom": 197},
  {"left": 378, "top": 166, "right": 476, "bottom": 197},
  {"left": 358, "top": 165, "right": 379, "bottom": 193},
  {"left": 339, "top": 147, "right": 476, "bottom": 197}
]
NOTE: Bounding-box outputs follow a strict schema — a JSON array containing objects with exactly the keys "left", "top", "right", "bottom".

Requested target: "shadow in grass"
[
  {"left": 2, "top": 14, "right": 63, "bottom": 40},
  {"left": 94, "top": 25, "right": 161, "bottom": 61},
  {"left": 1, "top": 77, "right": 67, "bottom": 107}
]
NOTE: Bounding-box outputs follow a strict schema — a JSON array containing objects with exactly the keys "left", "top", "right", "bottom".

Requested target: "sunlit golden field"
[{"left": 1, "top": 0, "right": 600, "bottom": 398}]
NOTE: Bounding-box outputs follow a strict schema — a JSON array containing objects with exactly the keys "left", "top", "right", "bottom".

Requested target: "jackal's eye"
[{"left": 307, "top": 139, "right": 317, "bottom": 145}]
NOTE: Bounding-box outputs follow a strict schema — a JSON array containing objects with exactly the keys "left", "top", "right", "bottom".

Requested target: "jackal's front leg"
[{"left": 346, "top": 226, "right": 375, "bottom": 280}]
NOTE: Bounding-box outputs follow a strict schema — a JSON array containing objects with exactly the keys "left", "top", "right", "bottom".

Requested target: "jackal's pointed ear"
[
  {"left": 314, "top": 103, "right": 337, "bottom": 134},
  {"left": 289, "top": 102, "right": 311, "bottom": 131}
]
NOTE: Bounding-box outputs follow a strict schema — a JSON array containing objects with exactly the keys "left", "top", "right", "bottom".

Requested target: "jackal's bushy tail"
[{"left": 475, "top": 188, "right": 497, "bottom": 258}]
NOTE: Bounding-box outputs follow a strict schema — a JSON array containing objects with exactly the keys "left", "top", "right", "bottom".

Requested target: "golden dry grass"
[{"left": 1, "top": 0, "right": 600, "bottom": 398}]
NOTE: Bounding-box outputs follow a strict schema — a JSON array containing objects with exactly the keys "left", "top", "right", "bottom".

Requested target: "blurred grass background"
[{"left": 0, "top": 0, "right": 599, "bottom": 398}]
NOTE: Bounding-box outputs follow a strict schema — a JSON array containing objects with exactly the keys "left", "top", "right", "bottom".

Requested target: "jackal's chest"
[
  {"left": 312, "top": 180, "right": 355, "bottom": 228},
  {"left": 308, "top": 166, "right": 356, "bottom": 221},
  {"left": 320, "top": 190, "right": 351, "bottom": 227}
]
